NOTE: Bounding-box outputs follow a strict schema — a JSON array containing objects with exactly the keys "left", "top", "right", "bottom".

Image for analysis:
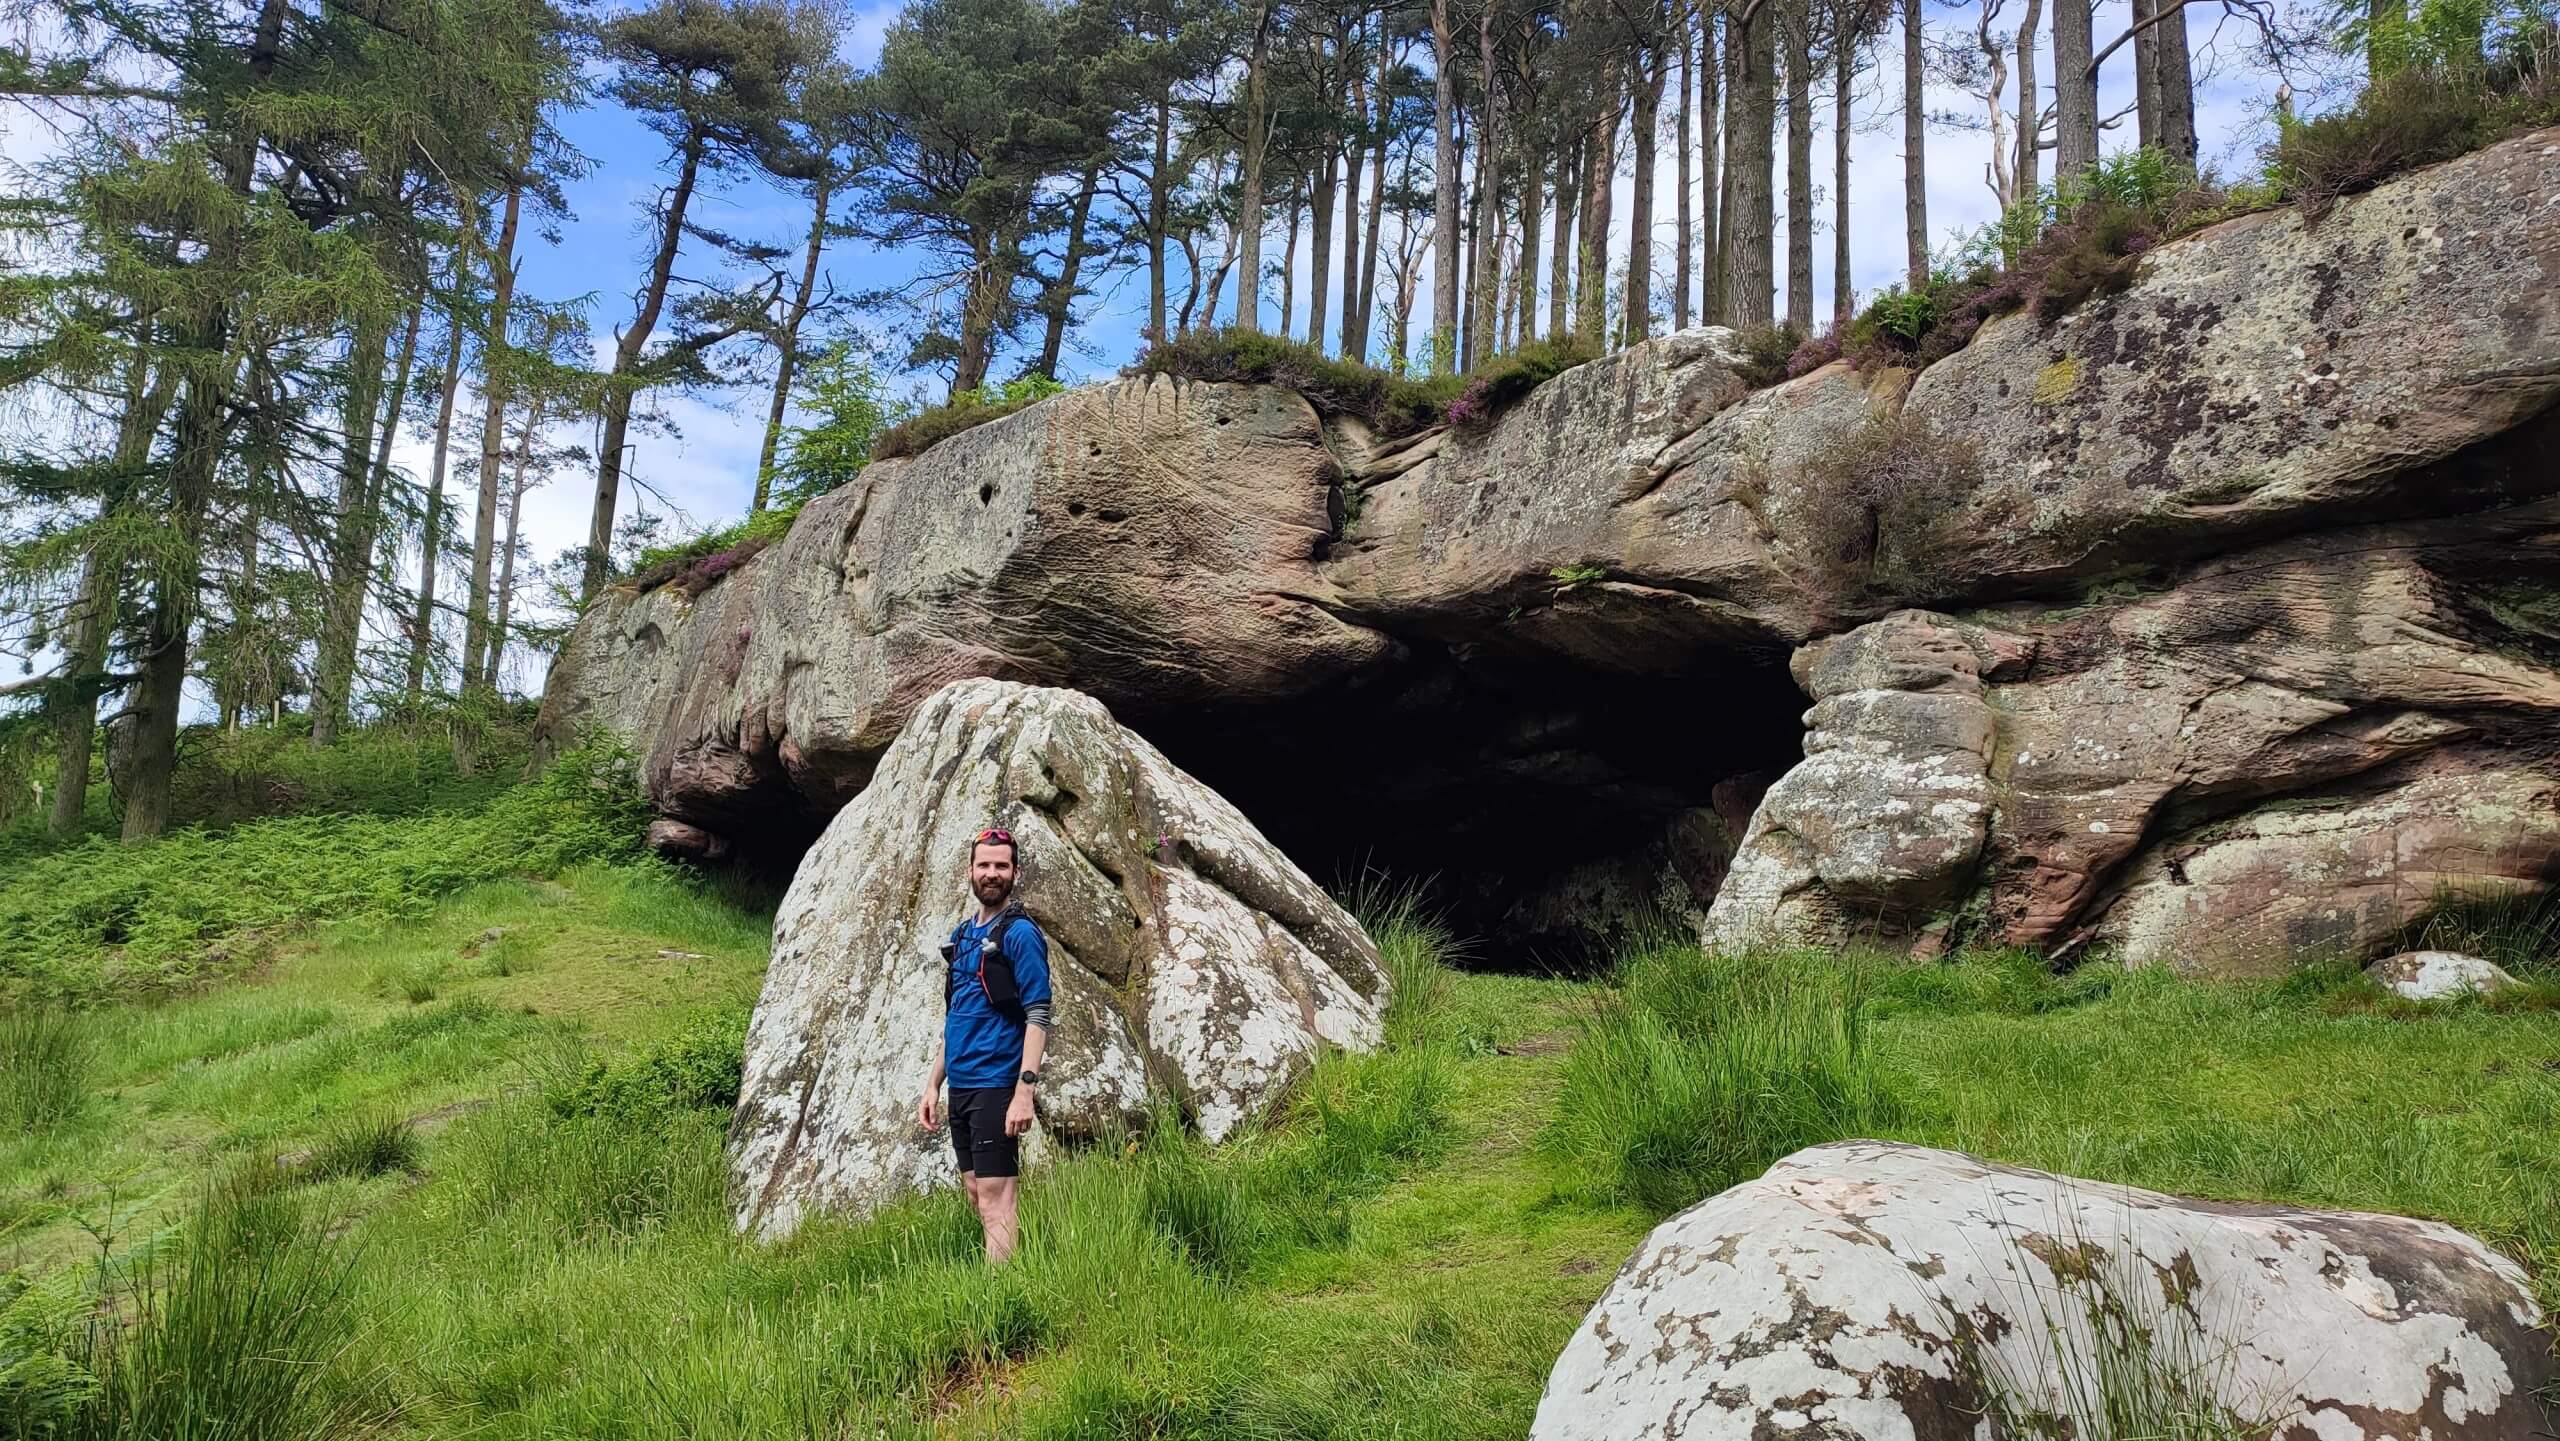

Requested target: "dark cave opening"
[{"left": 1131, "top": 642, "right": 1809, "bottom": 972}]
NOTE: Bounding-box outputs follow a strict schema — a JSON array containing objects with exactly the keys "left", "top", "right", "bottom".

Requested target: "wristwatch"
[{"left": 1018, "top": 1069, "right": 1042, "bottom": 1086}]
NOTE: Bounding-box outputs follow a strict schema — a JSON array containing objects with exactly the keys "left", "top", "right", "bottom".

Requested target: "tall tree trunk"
[
  {"left": 2053, "top": 0, "right": 2098, "bottom": 182},
  {"left": 2132, "top": 0, "right": 2162, "bottom": 150},
  {"left": 124, "top": 0, "right": 286, "bottom": 841},
  {"left": 2154, "top": 4, "right": 2197, "bottom": 167},
  {"left": 1356, "top": 37, "right": 1392, "bottom": 356},
  {"left": 1676, "top": 12, "right": 1695, "bottom": 331},
  {"left": 1280, "top": 187, "right": 1302, "bottom": 337},
  {"left": 125, "top": 365, "right": 224, "bottom": 841},
  {"left": 1468, "top": 6, "right": 1506, "bottom": 367},
  {"left": 1150, "top": 93, "right": 1172, "bottom": 338},
  {"left": 756, "top": 168, "right": 835, "bottom": 509},
  {"left": 483, "top": 391, "right": 546, "bottom": 692},
  {"left": 2014, "top": 0, "right": 2043, "bottom": 200},
  {"left": 1034, "top": 166, "right": 1100, "bottom": 377},
  {"left": 1236, "top": 3, "right": 1274, "bottom": 332},
  {"left": 1430, "top": 0, "right": 1462, "bottom": 371},
  {"left": 1700, "top": 9, "right": 1723, "bottom": 325},
  {"left": 1904, "top": 0, "right": 1931, "bottom": 286},
  {"left": 1833, "top": 36, "right": 1854, "bottom": 322},
  {"left": 50, "top": 356, "right": 175, "bottom": 836},
  {"left": 1339, "top": 49, "right": 1365, "bottom": 360},
  {"left": 586, "top": 135, "right": 703, "bottom": 601},
  {"left": 1626, "top": 41, "right": 1664, "bottom": 346},
  {"left": 1784, "top": 9, "right": 1813, "bottom": 332},
  {"left": 950, "top": 227, "right": 1015, "bottom": 395},
  {"left": 1309, "top": 139, "right": 1337, "bottom": 349},
  {"left": 1458, "top": 101, "right": 1476, "bottom": 364},
  {"left": 1517, "top": 135, "right": 1544, "bottom": 345},
  {"left": 1723, "top": 2, "right": 1775, "bottom": 327},
  {"left": 311, "top": 315, "right": 393, "bottom": 748},
  {"left": 1577, "top": 81, "right": 1617, "bottom": 344},
  {"left": 1549, "top": 135, "right": 1578, "bottom": 339},
  {"left": 467, "top": 173, "right": 524, "bottom": 693},
  {"left": 406, "top": 294, "right": 466, "bottom": 704}
]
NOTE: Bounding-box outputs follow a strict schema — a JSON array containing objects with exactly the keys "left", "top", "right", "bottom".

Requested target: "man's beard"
[{"left": 973, "top": 875, "right": 1013, "bottom": 907}]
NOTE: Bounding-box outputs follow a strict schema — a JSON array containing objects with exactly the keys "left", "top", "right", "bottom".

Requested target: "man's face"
[{"left": 970, "top": 843, "right": 1016, "bottom": 907}]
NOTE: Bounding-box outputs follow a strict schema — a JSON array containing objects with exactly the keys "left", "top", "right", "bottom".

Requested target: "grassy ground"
[{"left": 3, "top": 829, "right": 2554, "bottom": 1435}]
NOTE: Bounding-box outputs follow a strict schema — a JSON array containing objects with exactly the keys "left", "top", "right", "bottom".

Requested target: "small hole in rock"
[
  {"left": 1068, "top": 501, "right": 1087, "bottom": 518},
  {"left": 1098, "top": 508, "right": 1129, "bottom": 523},
  {"left": 979, "top": 484, "right": 995, "bottom": 506}
]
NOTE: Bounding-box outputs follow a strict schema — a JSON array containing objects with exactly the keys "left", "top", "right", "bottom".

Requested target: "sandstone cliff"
[{"left": 537, "top": 126, "right": 2560, "bottom": 971}]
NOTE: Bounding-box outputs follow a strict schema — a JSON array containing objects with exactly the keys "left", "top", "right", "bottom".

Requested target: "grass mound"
[
  {"left": 622, "top": 500, "right": 803, "bottom": 599},
  {"left": 1132, "top": 328, "right": 1601, "bottom": 439},
  {"left": 1132, "top": 329, "right": 1459, "bottom": 436},
  {"left": 869, "top": 375, "right": 1067, "bottom": 463}
]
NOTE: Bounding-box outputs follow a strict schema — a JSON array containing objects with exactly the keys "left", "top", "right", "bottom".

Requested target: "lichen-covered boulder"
[
  {"left": 1533, "top": 1140, "right": 2552, "bottom": 1441},
  {"left": 2368, "top": 950, "right": 2524, "bottom": 1000},
  {"left": 729, "top": 679, "right": 1385, "bottom": 1240}
]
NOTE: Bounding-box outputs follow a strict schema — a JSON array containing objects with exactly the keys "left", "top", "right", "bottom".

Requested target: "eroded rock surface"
[
  {"left": 541, "top": 129, "right": 2560, "bottom": 970},
  {"left": 1705, "top": 500, "right": 2560, "bottom": 968},
  {"left": 1533, "top": 1140, "right": 2553, "bottom": 1441},
  {"left": 729, "top": 679, "right": 1384, "bottom": 1239}
]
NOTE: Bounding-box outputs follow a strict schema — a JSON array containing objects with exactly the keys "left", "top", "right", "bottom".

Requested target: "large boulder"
[
  {"left": 728, "top": 679, "right": 1386, "bottom": 1240},
  {"left": 1534, "top": 1140, "right": 2552, "bottom": 1441}
]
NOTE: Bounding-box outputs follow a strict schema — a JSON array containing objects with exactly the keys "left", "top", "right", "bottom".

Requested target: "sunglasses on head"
[{"left": 974, "top": 827, "right": 1013, "bottom": 844}]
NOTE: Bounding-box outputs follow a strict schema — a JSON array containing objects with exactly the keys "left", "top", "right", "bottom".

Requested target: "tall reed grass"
[{"left": 1547, "top": 942, "right": 1897, "bottom": 1214}]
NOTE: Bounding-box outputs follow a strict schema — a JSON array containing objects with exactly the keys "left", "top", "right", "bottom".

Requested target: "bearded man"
[{"left": 916, "top": 825, "right": 1051, "bottom": 1264}]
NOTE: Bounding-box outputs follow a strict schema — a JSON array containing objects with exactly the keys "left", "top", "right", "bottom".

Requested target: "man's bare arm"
[
  {"left": 1004, "top": 1024, "right": 1048, "bottom": 1137},
  {"left": 919, "top": 1038, "right": 946, "bottom": 1130}
]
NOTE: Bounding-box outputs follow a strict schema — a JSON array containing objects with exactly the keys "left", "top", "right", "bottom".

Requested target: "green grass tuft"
[
  {"left": 869, "top": 374, "right": 1067, "bottom": 462},
  {"left": 0, "top": 1008, "right": 91, "bottom": 1135},
  {"left": 1548, "top": 941, "right": 1897, "bottom": 1214},
  {"left": 298, "top": 1111, "right": 421, "bottom": 1183}
]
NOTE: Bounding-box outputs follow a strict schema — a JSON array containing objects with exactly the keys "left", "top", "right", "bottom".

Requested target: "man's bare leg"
[{"left": 974, "top": 1175, "right": 1020, "bottom": 1264}]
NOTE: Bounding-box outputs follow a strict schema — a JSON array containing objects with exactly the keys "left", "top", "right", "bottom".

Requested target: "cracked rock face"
[
  {"left": 1705, "top": 500, "right": 2560, "bottom": 969},
  {"left": 728, "top": 679, "right": 1384, "bottom": 1240},
  {"left": 1532, "top": 1140, "right": 2553, "bottom": 1441}
]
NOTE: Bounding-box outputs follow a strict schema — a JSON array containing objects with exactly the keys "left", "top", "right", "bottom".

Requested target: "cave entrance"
[{"left": 1136, "top": 644, "right": 1807, "bottom": 972}]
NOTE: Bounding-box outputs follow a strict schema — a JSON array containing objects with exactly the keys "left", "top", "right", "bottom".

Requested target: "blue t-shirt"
[{"left": 943, "top": 913, "right": 1051, "bottom": 1090}]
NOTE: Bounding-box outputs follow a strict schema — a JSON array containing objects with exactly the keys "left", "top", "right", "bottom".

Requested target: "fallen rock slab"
[
  {"left": 1533, "top": 1140, "right": 2551, "bottom": 1441},
  {"left": 2369, "top": 949, "right": 2525, "bottom": 1001},
  {"left": 729, "top": 678, "right": 1386, "bottom": 1240}
]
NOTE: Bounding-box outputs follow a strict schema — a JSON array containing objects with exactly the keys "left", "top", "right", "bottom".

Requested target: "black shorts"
[{"left": 947, "top": 1085, "right": 1020, "bottom": 1179}]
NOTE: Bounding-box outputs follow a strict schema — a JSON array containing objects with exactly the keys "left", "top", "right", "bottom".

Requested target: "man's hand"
[
  {"left": 918, "top": 1089, "right": 940, "bottom": 1132},
  {"left": 1004, "top": 1086, "right": 1035, "bottom": 1138}
]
